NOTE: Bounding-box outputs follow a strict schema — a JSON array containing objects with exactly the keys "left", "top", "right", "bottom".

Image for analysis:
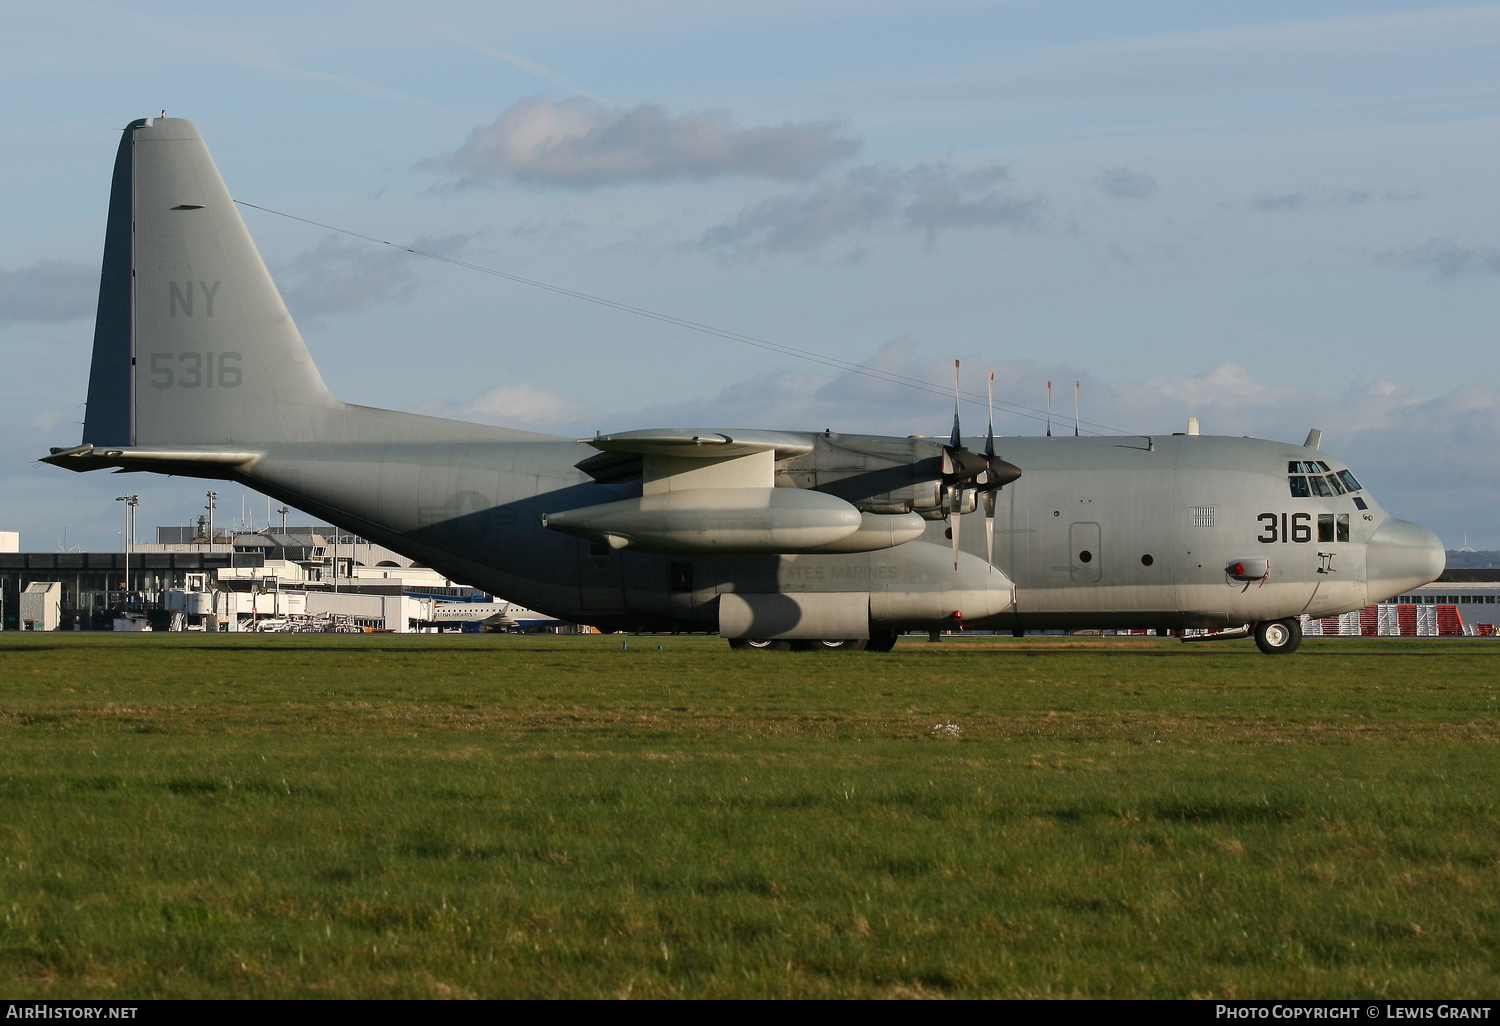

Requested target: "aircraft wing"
[{"left": 582, "top": 428, "right": 813, "bottom": 459}]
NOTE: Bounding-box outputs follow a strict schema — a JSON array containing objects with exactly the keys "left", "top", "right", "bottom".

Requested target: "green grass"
[{"left": 0, "top": 633, "right": 1497, "bottom": 998}]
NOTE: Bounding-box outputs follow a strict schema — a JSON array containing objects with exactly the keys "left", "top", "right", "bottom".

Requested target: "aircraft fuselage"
[{"left": 206, "top": 430, "right": 1435, "bottom": 634}]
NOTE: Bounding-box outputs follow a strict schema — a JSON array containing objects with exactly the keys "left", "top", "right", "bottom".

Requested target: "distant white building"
[{"left": 138, "top": 526, "right": 419, "bottom": 567}]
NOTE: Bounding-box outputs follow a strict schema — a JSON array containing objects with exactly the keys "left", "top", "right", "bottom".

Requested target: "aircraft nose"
[{"left": 1366, "top": 517, "right": 1444, "bottom": 601}]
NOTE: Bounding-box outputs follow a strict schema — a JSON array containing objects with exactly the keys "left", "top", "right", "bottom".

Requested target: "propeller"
[
  {"left": 983, "top": 372, "right": 997, "bottom": 568},
  {"left": 942, "top": 362, "right": 1021, "bottom": 571}
]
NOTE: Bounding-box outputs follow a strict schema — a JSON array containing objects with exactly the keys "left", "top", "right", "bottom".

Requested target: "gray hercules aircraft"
[{"left": 44, "top": 117, "right": 1444, "bottom": 653}]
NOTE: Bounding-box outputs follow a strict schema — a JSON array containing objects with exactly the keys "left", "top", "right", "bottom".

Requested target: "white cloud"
[
  {"left": 273, "top": 234, "right": 472, "bottom": 321},
  {"left": 0, "top": 260, "right": 95, "bottom": 326},
  {"left": 425, "top": 96, "right": 860, "bottom": 188},
  {"left": 1380, "top": 239, "right": 1500, "bottom": 282},
  {"left": 274, "top": 237, "right": 418, "bottom": 320},
  {"left": 1240, "top": 187, "right": 1422, "bottom": 212},
  {"left": 1094, "top": 167, "right": 1157, "bottom": 200},
  {"left": 414, "top": 382, "right": 589, "bottom": 429},
  {"left": 701, "top": 162, "right": 1043, "bottom": 256}
]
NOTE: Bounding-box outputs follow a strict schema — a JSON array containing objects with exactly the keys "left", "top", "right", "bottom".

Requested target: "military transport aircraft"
[{"left": 43, "top": 118, "right": 1444, "bottom": 653}]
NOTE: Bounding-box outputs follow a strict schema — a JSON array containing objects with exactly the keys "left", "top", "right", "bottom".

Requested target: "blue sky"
[{"left": 2, "top": 0, "right": 1498, "bottom": 548}]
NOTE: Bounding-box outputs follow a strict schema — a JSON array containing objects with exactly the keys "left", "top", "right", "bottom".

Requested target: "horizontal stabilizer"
[{"left": 42, "top": 444, "right": 261, "bottom": 477}]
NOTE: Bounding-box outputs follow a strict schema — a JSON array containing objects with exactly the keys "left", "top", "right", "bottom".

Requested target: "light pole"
[
  {"left": 115, "top": 494, "right": 138, "bottom": 601},
  {"left": 205, "top": 491, "right": 218, "bottom": 547},
  {"left": 277, "top": 507, "right": 288, "bottom": 533}
]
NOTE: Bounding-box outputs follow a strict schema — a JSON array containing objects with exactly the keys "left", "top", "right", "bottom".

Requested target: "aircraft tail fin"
[{"left": 82, "top": 117, "right": 342, "bottom": 447}]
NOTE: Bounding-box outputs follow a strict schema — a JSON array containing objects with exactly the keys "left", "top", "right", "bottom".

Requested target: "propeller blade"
[
  {"left": 985, "top": 371, "right": 995, "bottom": 459},
  {"left": 984, "top": 488, "right": 996, "bottom": 568},
  {"left": 950, "top": 493, "right": 961, "bottom": 571},
  {"left": 948, "top": 359, "right": 962, "bottom": 450}
]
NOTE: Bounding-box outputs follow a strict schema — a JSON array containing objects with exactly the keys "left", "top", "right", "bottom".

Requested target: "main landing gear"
[
  {"left": 1253, "top": 618, "right": 1303, "bottom": 655},
  {"left": 727, "top": 631, "right": 898, "bottom": 653}
]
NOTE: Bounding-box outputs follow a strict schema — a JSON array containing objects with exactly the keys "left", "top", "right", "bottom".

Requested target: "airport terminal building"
[{"left": 0, "top": 526, "right": 557, "bottom": 633}]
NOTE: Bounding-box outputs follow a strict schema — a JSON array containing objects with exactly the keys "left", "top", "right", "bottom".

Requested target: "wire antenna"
[{"left": 233, "top": 200, "right": 1137, "bottom": 436}]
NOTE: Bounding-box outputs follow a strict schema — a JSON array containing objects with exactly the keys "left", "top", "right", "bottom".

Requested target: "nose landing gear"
[{"left": 1253, "top": 618, "right": 1303, "bottom": 655}]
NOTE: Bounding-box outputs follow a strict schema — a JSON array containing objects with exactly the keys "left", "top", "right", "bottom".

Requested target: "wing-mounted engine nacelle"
[
  {"left": 778, "top": 432, "right": 1019, "bottom": 521},
  {"left": 549, "top": 428, "right": 927, "bottom": 555},
  {"left": 544, "top": 487, "right": 928, "bottom": 555}
]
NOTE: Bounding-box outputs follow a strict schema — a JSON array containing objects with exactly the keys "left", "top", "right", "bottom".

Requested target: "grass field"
[{"left": 0, "top": 632, "right": 1496, "bottom": 999}]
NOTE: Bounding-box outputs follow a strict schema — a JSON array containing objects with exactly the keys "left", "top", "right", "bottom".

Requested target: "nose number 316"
[{"left": 1257, "top": 512, "right": 1311, "bottom": 543}]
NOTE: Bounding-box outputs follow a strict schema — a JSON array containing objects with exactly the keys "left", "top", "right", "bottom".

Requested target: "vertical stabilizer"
[{"left": 82, "top": 117, "right": 342, "bottom": 447}]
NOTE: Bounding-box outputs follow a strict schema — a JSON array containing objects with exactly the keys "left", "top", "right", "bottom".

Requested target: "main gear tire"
[
  {"left": 864, "top": 631, "right": 898, "bottom": 653},
  {"left": 728, "top": 638, "right": 792, "bottom": 652},
  {"left": 790, "top": 639, "right": 868, "bottom": 652},
  {"left": 1254, "top": 618, "right": 1303, "bottom": 655}
]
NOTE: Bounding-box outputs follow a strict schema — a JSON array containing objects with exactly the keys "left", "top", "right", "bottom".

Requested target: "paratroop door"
[{"left": 1070, "top": 522, "right": 1101, "bottom": 583}]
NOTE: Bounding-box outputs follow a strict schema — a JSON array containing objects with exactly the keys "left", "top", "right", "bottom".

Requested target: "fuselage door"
[
  {"left": 1070, "top": 522, "right": 1101, "bottom": 583},
  {"left": 578, "top": 540, "right": 626, "bottom": 613}
]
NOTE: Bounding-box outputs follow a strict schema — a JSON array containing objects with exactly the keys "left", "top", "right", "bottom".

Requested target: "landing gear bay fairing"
[{"left": 44, "top": 118, "right": 1444, "bottom": 651}]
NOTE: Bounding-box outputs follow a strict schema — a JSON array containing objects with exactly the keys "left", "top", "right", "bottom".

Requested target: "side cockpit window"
[
  {"left": 1317, "top": 513, "right": 1351, "bottom": 542},
  {"left": 1289, "top": 475, "right": 1311, "bottom": 497}
]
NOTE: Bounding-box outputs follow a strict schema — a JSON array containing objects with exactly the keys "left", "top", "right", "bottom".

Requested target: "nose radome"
[{"left": 1366, "top": 517, "right": 1444, "bottom": 602}]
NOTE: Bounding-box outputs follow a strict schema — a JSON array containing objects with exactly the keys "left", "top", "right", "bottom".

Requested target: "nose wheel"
[{"left": 1253, "top": 618, "right": 1303, "bottom": 654}]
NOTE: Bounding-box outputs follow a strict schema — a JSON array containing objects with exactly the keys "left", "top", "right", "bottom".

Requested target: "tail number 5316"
[{"left": 148, "top": 351, "right": 241, "bottom": 389}]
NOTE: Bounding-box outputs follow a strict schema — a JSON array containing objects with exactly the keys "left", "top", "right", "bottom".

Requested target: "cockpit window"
[{"left": 1289, "top": 463, "right": 1367, "bottom": 500}]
